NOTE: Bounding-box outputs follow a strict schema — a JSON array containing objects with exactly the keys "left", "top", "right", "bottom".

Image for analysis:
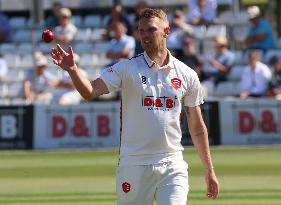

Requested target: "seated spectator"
[
  {"left": 245, "top": 6, "right": 275, "bottom": 52},
  {"left": 0, "top": 10, "right": 10, "bottom": 43},
  {"left": 167, "top": 10, "right": 193, "bottom": 58},
  {"left": 202, "top": 36, "right": 235, "bottom": 84},
  {"left": 178, "top": 36, "right": 203, "bottom": 79},
  {"left": 0, "top": 54, "right": 8, "bottom": 81},
  {"left": 45, "top": 1, "right": 63, "bottom": 29},
  {"left": 106, "top": 21, "right": 135, "bottom": 65},
  {"left": 134, "top": 0, "right": 148, "bottom": 26},
  {"left": 267, "top": 58, "right": 281, "bottom": 99},
  {"left": 51, "top": 53, "right": 87, "bottom": 105},
  {"left": 54, "top": 8, "right": 77, "bottom": 46},
  {"left": 240, "top": 50, "right": 272, "bottom": 99},
  {"left": 104, "top": 3, "right": 132, "bottom": 38},
  {"left": 186, "top": 0, "right": 217, "bottom": 26},
  {"left": 22, "top": 53, "right": 57, "bottom": 104}
]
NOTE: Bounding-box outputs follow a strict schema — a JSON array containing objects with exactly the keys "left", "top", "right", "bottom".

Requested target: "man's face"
[{"left": 138, "top": 17, "right": 166, "bottom": 53}]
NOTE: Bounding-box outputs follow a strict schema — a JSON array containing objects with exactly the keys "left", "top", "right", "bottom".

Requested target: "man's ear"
[{"left": 164, "top": 27, "right": 170, "bottom": 37}]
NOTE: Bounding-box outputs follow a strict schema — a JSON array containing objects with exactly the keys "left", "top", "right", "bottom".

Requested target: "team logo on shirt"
[
  {"left": 171, "top": 78, "right": 182, "bottom": 90},
  {"left": 122, "top": 182, "right": 131, "bottom": 193},
  {"left": 142, "top": 95, "right": 177, "bottom": 111}
]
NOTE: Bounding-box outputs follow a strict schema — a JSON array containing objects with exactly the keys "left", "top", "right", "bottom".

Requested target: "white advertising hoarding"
[
  {"left": 34, "top": 102, "right": 120, "bottom": 149},
  {"left": 220, "top": 99, "right": 281, "bottom": 145}
]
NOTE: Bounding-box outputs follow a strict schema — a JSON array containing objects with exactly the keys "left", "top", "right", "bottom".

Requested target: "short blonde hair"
[{"left": 139, "top": 8, "right": 169, "bottom": 27}]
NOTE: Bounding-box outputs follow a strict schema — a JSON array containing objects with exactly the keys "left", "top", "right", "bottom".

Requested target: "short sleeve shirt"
[
  {"left": 24, "top": 69, "right": 56, "bottom": 93},
  {"left": 247, "top": 19, "right": 275, "bottom": 50},
  {"left": 100, "top": 51, "right": 204, "bottom": 165}
]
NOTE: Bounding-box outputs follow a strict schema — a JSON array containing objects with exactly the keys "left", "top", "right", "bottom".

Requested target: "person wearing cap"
[
  {"left": 245, "top": 5, "right": 275, "bottom": 52},
  {"left": 22, "top": 52, "right": 57, "bottom": 104},
  {"left": 186, "top": 0, "right": 217, "bottom": 26},
  {"left": 45, "top": 1, "right": 63, "bottom": 29},
  {"left": 51, "top": 53, "right": 88, "bottom": 105},
  {"left": 54, "top": 7, "right": 77, "bottom": 46},
  {"left": 167, "top": 10, "right": 193, "bottom": 58},
  {"left": 201, "top": 36, "right": 235, "bottom": 85}
]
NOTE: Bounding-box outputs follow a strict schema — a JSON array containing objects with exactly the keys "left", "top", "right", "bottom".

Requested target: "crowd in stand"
[{"left": 0, "top": 0, "right": 281, "bottom": 105}]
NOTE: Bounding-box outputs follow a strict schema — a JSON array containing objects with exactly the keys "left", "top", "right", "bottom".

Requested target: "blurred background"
[{"left": 0, "top": 1, "right": 281, "bottom": 204}]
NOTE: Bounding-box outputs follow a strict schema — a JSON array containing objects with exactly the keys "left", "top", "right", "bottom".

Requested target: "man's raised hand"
[{"left": 51, "top": 44, "right": 76, "bottom": 72}]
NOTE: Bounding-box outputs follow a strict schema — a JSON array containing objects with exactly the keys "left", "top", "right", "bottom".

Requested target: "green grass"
[{"left": 0, "top": 146, "right": 281, "bottom": 205}]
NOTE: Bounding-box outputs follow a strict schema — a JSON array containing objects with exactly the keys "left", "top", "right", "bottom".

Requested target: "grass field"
[{"left": 0, "top": 146, "right": 281, "bottom": 205}]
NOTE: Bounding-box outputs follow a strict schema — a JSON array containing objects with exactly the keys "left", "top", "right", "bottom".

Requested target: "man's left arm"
[{"left": 185, "top": 105, "right": 219, "bottom": 199}]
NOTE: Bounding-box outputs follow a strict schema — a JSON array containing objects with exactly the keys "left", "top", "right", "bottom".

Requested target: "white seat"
[
  {"left": 10, "top": 98, "right": 28, "bottom": 105},
  {"left": 0, "top": 98, "right": 10, "bottom": 105},
  {"left": 9, "top": 17, "right": 26, "bottom": 29},
  {"left": 74, "top": 28, "right": 92, "bottom": 42},
  {"left": 215, "top": 81, "right": 240, "bottom": 96},
  {"left": 101, "top": 15, "right": 110, "bottom": 28},
  {"left": 95, "top": 53, "right": 111, "bottom": 67},
  {"left": 12, "top": 29, "right": 32, "bottom": 42},
  {"left": 91, "top": 28, "right": 106, "bottom": 41},
  {"left": 205, "top": 25, "right": 226, "bottom": 38},
  {"left": 36, "top": 42, "right": 53, "bottom": 53},
  {"left": 232, "top": 50, "right": 243, "bottom": 64},
  {"left": 20, "top": 54, "right": 34, "bottom": 68},
  {"left": 232, "top": 23, "right": 250, "bottom": 43},
  {"left": 72, "top": 15, "right": 83, "bottom": 27},
  {"left": 83, "top": 15, "right": 102, "bottom": 28},
  {"left": 74, "top": 42, "right": 94, "bottom": 54},
  {"left": 3, "top": 54, "right": 20, "bottom": 68},
  {"left": 4, "top": 69, "right": 24, "bottom": 82},
  {"left": 17, "top": 43, "right": 33, "bottom": 54},
  {"left": 92, "top": 41, "right": 111, "bottom": 53},
  {"left": 7, "top": 82, "right": 23, "bottom": 98},
  {"left": 80, "top": 54, "right": 98, "bottom": 67},
  {"left": 191, "top": 26, "right": 206, "bottom": 39},
  {"left": 264, "top": 49, "right": 281, "bottom": 63},
  {"left": 85, "top": 67, "right": 101, "bottom": 80},
  {"left": 227, "top": 65, "right": 245, "bottom": 81},
  {"left": 0, "top": 43, "right": 16, "bottom": 54},
  {"left": 0, "top": 83, "right": 8, "bottom": 98}
]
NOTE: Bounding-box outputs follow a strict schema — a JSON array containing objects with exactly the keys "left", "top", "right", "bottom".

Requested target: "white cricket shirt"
[{"left": 100, "top": 51, "right": 204, "bottom": 166}]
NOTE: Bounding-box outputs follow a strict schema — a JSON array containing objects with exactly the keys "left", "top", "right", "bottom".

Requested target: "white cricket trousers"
[{"left": 116, "top": 160, "right": 189, "bottom": 205}]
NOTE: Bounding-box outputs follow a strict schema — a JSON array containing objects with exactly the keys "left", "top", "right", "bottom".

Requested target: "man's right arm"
[{"left": 68, "top": 65, "right": 109, "bottom": 101}]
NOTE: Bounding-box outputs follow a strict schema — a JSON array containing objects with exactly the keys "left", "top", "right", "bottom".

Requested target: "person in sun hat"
[{"left": 202, "top": 35, "right": 235, "bottom": 85}]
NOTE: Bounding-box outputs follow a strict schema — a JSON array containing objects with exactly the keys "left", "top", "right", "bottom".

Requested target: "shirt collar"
[{"left": 143, "top": 50, "right": 174, "bottom": 70}]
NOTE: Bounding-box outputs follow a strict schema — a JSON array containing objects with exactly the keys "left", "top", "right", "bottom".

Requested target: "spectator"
[
  {"left": 54, "top": 8, "right": 77, "bottom": 46},
  {"left": 240, "top": 50, "right": 272, "bottom": 99},
  {"left": 178, "top": 36, "right": 203, "bottom": 79},
  {"left": 267, "top": 58, "right": 281, "bottom": 99},
  {"left": 106, "top": 21, "right": 135, "bottom": 65},
  {"left": 0, "top": 54, "right": 8, "bottom": 81},
  {"left": 186, "top": 0, "right": 217, "bottom": 26},
  {"left": 245, "top": 6, "right": 275, "bottom": 52},
  {"left": 134, "top": 0, "right": 148, "bottom": 25},
  {"left": 52, "top": 53, "right": 87, "bottom": 105},
  {"left": 45, "top": 1, "right": 63, "bottom": 29},
  {"left": 167, "top": 10, "right": 193, "bottom": 58},
  {"left": 105, "top": 3, "right": 133, "bottom": 37},
  {"left": 22, "top": 53, "right": 57, "bottom": 104},
  {"left": 202, "top": 36, "right": 235, "bottom": 84},
  {"left": 0, "top": 10, "right": 11, "bottom": 43}
]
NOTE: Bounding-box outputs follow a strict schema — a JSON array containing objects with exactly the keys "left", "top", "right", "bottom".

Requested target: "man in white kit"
[{"left": 51, "top": 8, "right": 219, "bottom": 205}]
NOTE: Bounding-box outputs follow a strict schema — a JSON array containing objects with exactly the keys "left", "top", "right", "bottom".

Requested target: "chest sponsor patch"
[{"left": 171, "top": 78, "right": 182, "bottom": 90}]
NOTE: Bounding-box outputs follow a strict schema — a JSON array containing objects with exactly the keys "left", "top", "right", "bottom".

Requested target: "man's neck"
[{"left": 146, "top": 49, "right": 169, "bottom": 67}]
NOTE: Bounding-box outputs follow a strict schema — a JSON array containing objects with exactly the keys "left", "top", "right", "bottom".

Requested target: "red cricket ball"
[{"left": 42, "top": 29, "right": 54, "bottom": 43}]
